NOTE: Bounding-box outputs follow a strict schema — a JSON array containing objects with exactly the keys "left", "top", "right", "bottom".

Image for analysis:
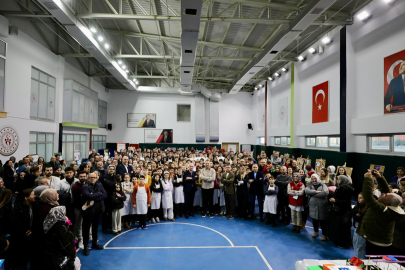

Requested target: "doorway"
[{"left": 222, "top": 142, "right": 240, "bottom": 152}]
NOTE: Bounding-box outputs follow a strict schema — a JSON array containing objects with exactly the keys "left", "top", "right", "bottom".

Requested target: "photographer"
[{"left": 356, "top": 169, "right": 405, "bottom": 255}]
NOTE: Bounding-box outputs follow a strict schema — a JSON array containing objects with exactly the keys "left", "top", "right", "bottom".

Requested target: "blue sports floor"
[{"left": 78, "top": 215, "right": 354, "bottom": 270}]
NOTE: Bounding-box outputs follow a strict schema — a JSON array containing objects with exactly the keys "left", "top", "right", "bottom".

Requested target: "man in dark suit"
[
  {"left": 247, "top": 163, "right": 266, "bottom": 222},
  {"left": 142, "top": 114, "right": 156, "bottom": 128},
  {"left": 159, "top": 130, "right": 172, "bottom": 143},
  {"left": 385, "top": 60, "right": 405, "bottom": 112},
  {"left": 221, "top": 164, "right": 236, "bottom": 220},
  {"left": 183, "top": 163, "right": 197, "bottom": 218},
  {"left": 116, "top": 156, "right": 135, "bottom": 178}
]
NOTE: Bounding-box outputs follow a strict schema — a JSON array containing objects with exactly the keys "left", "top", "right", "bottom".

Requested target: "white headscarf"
[
  {"left": 43, "top": 206, "right": 66, "bottom": 234},
  {"left": 328, "top": 166, "right": 336, "bottom": 174}
]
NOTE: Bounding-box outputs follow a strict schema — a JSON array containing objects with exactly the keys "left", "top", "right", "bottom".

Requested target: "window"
[
  {"left": 30, "top": 67, "right": 56, "bottom": 121},
  {"left": 306, "top": 137, "right": 316, "bottom": 146},
  {"left": 62, "top": 134, "right": 87, "bottom": 163},
  {"left": 98, "top": 100, "right": 107, "bottom": 128},
  {"left": 177, "top": 104, "right": 191, "bottom": 122},
  {"left": 30, "top": 133, "right": 54, "bottom": 162},
  {"left": 394, "top": 135, "right": 405, "bottom": 152},
  {"left": 316, "top": 136, "right": 328, "bottom": 147},
  {"left": 92, "top": 135, "right": 106, "bottom": 151},
  {"left": 0, "top": 39, "right": 5, "bottom": 112},
  {"left": 306, "top": 136, "right": 340, "bottom": 148},
  {"left": 275, "top": 137, "right": 290, "bottom": 146},
  {"left": 368, "top": 134, "right": 405, "bottom": 153},
  {"left": 329, "top": 137, "right": 340, "bottom": 148}
]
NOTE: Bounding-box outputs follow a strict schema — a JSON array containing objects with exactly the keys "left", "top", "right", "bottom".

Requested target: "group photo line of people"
[{"left": 0, "top": 146, "right": 404, "bottom": 270}]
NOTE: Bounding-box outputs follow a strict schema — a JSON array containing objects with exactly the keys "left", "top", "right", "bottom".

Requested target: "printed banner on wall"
[
  {"left": 278, "top": 97, "right": 288, "bottom": 127},
  {"left": 117, "top": 143, "right": 126, "bottom": 152},
  {"left": 127, "top": 113, "right": 156, "bottom": 128},
  {"left": 384, "top": 50, "right": 405, "bottom": 114},
  {"left": 144, "top": 129, "right": 173, "bottom": 143},
  {"left": 312, "top": 81, "right": 329, "bottom": 124}
]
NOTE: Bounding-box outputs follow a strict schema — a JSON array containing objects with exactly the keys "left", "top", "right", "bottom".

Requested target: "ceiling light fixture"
[
  {"left": 322, "top": 37, "right": 332, "bottom": 45},
  {"left": 125, "top": 70, "right": 129, "bottom": 73},
  {"left": 104, "top": 43, "right": 110, "bottom": 49},
  {"left": 308, "top": 47, "right": 317, "bottom": 54},
  {"left": 97, "top": 36, "right": 104, "bottom": 42},
  {"left": 297, "top": 55, "right": 306, "bottom": 62},
  {"left": 357, "top": 11, "right": 372, "bottom": 22},
  {"left": 268, "top": 77, "right": 274, "bottom": 81},
  {"left": 118, "top": 60, "right": 122, "bottom": 65},
  {"left": 281, "top": 67, "right": 288, "bottom": 72},
  {"left": 254, "top": 87, "right": 258, "bottom": 90},
  {"left": 90, "top": 27, "right": 97, "bottom": 33},
  {"left": 384, "top": 0, "right": 397, "bottom": 5},
  {"left": 122, "top": 65, "right": 126, "bottom": 69},
  {"left": 274, "top": 72, "right": 280, "bottom": 77},
  {"left": 135, "top": 81, "right": 139, "bottom": 85},
  {"left": 258, "top": 84, "right": 263, "bottom": 88}
]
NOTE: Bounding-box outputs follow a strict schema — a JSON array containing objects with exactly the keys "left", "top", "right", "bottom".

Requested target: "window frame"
[
  {"left": 62, "top": 133, "right": 88, "bottom": 163},
  {"left": 92, "top": 135, "right": 107, "bottom": 151},
  {"left": 366, "top": 135, "right": 405, "bottom": 154},
  {"left": 30, "top": 66, "right": 56, "bottom": 122},
  {"left": 274, "top": 136, "right": 290, "bottom": 146},
  {"left": 305, "top": 136, "right": 340, "bottom": 149},
  {"left": 29, "top": 132, "right": 55, "bottom": 162}
]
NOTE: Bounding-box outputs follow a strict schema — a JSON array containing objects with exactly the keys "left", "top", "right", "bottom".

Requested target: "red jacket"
[{"left": 288, "top": 181, "right": 304, "bottom": 206}]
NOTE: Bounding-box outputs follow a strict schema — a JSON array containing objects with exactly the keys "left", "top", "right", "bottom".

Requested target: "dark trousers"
[
  {"left": 83, "top": 211, "right": 101, "bottom": 247},
  {"left": 237, "top": 194, "right": 248, "bottom": 219},
  {"left": 202, "top": 188, "right": 214, "bottom": 215},
  {"left": 313, "top": 219, "right": 328, "bottom": 235},
  {"left": 138, "top": 214, "right": 147, "bottom": 227},
  {"left": 102, "top": 207, "right": 111, "bottom": 230},
  {"left": 225, "top": 193, "right": 235, "bottom": 216},
  {"left": 277, "top": 195, "right": 290, "bottom": 222},
  {"left": 366, "top": 241, "right": 393, "bottom": 255},
  {"left": 150, "top": 209, "right": 160, "bottom": 218},
  {"left": 175, "top": 203, "right": 184, "bottom": 217},
  {"left": 184, "top": 191, "right": 195, "bottom": 215},
  {"left": 266, "top": 213, "right": 277, "bottom": 224},
  {"left": 249, "top": 194, "right": 264, "bottom": 218}
]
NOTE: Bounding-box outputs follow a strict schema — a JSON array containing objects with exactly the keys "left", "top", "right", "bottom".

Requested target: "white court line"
[
  {"left": 103, "top": 222, "right": 234, "bottom": 248},
  {"left": 103, "top": 245, "right": 273, "bottom": 270},
  {"left": 255, "top": 246, "right": 273, "bottom": 270},
  {"left": 105, "top": 246, "right": 255, "bottom": 249}
]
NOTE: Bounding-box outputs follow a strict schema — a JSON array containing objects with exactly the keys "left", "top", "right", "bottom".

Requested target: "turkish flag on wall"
[{"left": 312, "top": 81, "right": 329, "bottom": 124}]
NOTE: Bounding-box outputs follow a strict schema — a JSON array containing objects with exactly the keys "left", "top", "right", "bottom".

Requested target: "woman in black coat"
[
  {"left": 235, "top": 167, "right": 249, "bottom": 220},
  {"left": 0, "top": 189, "right": 13, "bottom": 235},
  {"left": 3, "top": 160, "right": 15, "bottom": 192},
  {"left": 327, "top": 175, "right": 354, "bottom": 248},
  {"left": 8, "top": 189, "right": 38, "bottom": 269},
  {"left": 43, "top": 206, "right": 76, "bottom": 270},
  {"left": 14, "top": 171, "right": 27, "bottom": 194}
]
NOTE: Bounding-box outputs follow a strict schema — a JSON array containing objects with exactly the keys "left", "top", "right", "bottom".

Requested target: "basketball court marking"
[
  {"left": 102, "top": 222, "right": 273, "bottom": 270},
  {"left": 104, "top": 222, "right": 234, "bottom": 247}
]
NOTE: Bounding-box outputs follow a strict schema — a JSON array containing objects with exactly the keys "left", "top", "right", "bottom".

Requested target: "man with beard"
[
  {"left": 276, "top": 166, "right": 292, "bottom": 225},
  {"left": 100, "top": 165, "right": 120, "bottom": 233},
  {"left": 71, "top": 171, "right": 88, "bottom": 249},
  {"left": 43, "top": 164, "right": 61, "bottom": 190}
]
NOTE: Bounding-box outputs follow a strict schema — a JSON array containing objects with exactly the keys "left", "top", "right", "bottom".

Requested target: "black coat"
[
  {"left": 173, "top": 174, "right": 184, "bottom": 187},
  {"left": 235, "top": 174, "right": 248, "bottom": 197},
  {"left": 81, "top": 182, "right": 107, "bottom": 215},
  {"left": 246, "top": 171, "right": 265, "bottom": 195},
  {"left": 3, "top": 165, "right": 15, "bottom": 191},
  {"left": 0, "top": 201, "right": 12, "bottom": 235},
  {"left": 111, "top": 191, "right": 126, "bottom": 210},
  {"left": 150, "top": 180, "right": 163, "bottom": 193},
  {"left": 183, "top": 170, "right": 197, "bottom": 193},
  {"left": 44, "top": 221, "right": 76, "bottom": 270}
]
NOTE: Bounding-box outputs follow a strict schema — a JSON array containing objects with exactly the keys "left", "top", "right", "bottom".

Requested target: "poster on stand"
[
  {"left": 127, "top": 113, "right": 156, "bottom": 128},
  {"left": 74, "top": 150, "right": 81, "bottom": 161},
  {"left": 144, "top": 129, "right": 173, "bottom": 143}
]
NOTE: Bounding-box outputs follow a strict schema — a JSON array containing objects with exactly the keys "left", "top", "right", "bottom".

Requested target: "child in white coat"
[
  {"left": 263, "top": 173, "right": 278, "bottom": 227},
  {"left": 121, "top": 173, "right": 134, "bottom": 229},
  {"left": 161, "top": 171, "right": 175, "bottom": 221}
]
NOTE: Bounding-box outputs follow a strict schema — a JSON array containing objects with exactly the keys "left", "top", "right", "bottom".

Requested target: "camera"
[{"left": 371, "top": 169, "right": 377, "bottom": 176}]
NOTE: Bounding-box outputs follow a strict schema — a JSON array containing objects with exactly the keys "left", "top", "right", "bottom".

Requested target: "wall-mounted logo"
[{"left": 0, "top": 126, "right": 19, "bottom": 156}]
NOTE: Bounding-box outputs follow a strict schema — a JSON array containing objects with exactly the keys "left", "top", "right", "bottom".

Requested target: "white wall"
[
  {"left": 0, "top": 28, "right": 110, "bottom": 163},
  {"left": 219, "top": 92, "right": 254, "bottom": 145}
]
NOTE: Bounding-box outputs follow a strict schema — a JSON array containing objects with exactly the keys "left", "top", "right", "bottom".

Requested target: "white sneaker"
[
  {"left": 156, "top": 217, "right": 160, "bottom": 222},
  {"left": 78, "top": 241, "right": 84, "bottom": 249},
  {"left": 151, "top": 218, "right": 156, "bottom": 223}
]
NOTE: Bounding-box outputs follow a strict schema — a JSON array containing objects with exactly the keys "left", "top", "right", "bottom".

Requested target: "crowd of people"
[{"left": 0, "top": 147, "right": 404, "bottom": 269}]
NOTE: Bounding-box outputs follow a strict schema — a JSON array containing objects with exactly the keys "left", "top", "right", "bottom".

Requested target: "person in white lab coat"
[
  {"left": 121, "top": 173, "right": 134, "bottom": 229},
  {"left": 150, "top": 174, "right": 163, "bottom": 223},
  {"left": 161, "top": 171, "right": 175, "bottom": 221}
]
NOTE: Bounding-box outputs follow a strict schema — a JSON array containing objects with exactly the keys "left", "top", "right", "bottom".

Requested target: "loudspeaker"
[
  {"left": 248, "top": 123, "right": 253, "bottom": 130},
  {"left": 107, "top": 123, "right": 112, "bottom": 130}
]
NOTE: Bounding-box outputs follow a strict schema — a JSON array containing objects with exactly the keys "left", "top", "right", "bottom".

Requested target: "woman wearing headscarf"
[
  {"left": 39, "top": 189, "right": 60, "bottom": 224},
  {"left": 305, "top": 174, "right": 329, "bottom": 241},
  {"left": 43, "top": 206, "right": 76, "bottom": 270},
  {"left": 327, "top": 175, "right": 354, "bottom": 248},
  {"left": 327, "top": 166, "right": 336, "bottom": 183}
]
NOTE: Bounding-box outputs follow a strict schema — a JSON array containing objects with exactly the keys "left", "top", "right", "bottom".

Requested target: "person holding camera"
[{"left": 356, "top": 169, "right": 405, "bottom": 255}]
